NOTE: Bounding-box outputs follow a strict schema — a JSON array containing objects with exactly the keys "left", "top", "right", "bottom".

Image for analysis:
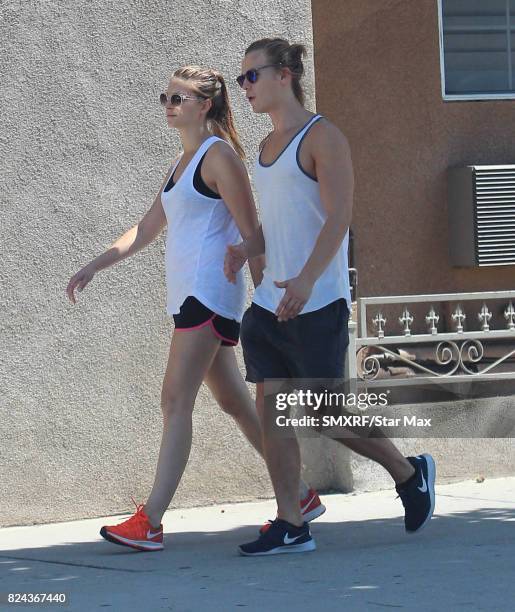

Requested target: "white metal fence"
[{"left": 345, "top": 290, "right": 515, "bottom": 395}]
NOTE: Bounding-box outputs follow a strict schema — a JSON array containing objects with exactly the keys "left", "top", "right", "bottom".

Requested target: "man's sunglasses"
[
  {"left": 159, "top": 93, "right": 206, "bottom": 106},
  {"left": 236, "top": 63, "right": 283, "bottom": 88}
]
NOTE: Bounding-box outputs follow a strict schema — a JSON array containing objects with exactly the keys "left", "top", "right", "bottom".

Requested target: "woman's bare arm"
[
  {"left": 92, "top": 160, "right": 177, "bottom": 272},
  {"left": 66, "top": 158, "right": 177, "bottom": 303},
  {"left": 205, "top": 142, "right": 265, "bottom": 287}
]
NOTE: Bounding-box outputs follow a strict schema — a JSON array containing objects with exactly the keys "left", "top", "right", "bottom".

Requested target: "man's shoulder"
[{"left": 309, "top": 116, "right": 349, "bottom": 149}]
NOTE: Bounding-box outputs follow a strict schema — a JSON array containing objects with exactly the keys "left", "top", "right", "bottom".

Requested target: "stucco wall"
[{"left": 0, "top": 0, "right": 325, "bottom": 527}]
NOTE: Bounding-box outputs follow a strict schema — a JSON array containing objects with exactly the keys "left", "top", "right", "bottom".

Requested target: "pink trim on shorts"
[
  {"left": 174, "top": 313, "right": 216, "bottom": 332},
  {"left": 174, "top": 314, "right": 237, "bottom": 345},
  {"left": 209, "top": 319, "right": 238, "bottom": 346}
]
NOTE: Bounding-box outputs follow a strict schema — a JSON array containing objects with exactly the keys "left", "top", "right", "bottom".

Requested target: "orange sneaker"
[
  {"left": 259, "top": 488, "right": 326, "bottom": 534},
  {"left": 100, "top": 499, "right": 163, "bottom": 551}
]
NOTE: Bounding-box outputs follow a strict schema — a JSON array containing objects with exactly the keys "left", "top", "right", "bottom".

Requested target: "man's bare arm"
[
  {"left": 275, "top": 122, "right": 353, "bottom": 320},
  {"left": 299, "top": 123, "right": 353, "bottom": 283}
]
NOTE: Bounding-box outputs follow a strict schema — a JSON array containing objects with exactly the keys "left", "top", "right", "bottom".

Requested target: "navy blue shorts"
[{"left": 240, "top": 298, "right": 350, "bottom": 383}]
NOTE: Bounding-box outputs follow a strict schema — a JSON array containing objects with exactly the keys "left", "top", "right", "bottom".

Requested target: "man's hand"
[
  {"left": 274, "top": 274, "right": 314, "bottom": 321},
  {"left": 224, "top": 242, "right": 248, "bottom": 284}
]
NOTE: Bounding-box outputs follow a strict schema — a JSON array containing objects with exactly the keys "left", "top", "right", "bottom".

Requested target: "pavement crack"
[{"left": 0, "top": 554, "right": 151, "bottom": 573}]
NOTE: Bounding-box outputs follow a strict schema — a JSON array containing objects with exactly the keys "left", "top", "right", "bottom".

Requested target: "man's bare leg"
[
  {"left": 255, "top": 382, "right": 303, "bottom": 527},
  {"left": 333, "top": 432, "right": 415, "bottom": 485}
]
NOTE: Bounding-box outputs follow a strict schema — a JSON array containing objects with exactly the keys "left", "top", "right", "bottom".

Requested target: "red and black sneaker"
[
  {"left": 100, "top": 499, "right": 163, "bottom": 552},
  {"left": 259, "top": 488, "right": 326, "bottom": 534}
]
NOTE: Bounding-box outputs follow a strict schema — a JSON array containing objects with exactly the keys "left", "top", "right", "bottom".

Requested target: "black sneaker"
[
  {"left": 238, "top": 519, "right": 316, "bottom": 556},
  {"left": 396, "top": 453, "right": 436, "bottom": 533}
]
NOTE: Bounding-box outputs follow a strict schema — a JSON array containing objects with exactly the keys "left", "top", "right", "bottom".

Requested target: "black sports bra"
[{"left": 163, "top": 151, "right": 221, "bottom": 199}]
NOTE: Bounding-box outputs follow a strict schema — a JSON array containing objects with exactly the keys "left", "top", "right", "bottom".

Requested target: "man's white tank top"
[
  {"left": 252, "top": 114, "right": 352, "bottom": 314},
  {"left": 160, "top": 136, "right": 246, "bottom": 321}
]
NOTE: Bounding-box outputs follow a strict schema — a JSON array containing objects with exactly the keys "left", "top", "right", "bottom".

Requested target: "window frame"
[{"left": 437, "top": 0, "right": 515, "bottom": 101}]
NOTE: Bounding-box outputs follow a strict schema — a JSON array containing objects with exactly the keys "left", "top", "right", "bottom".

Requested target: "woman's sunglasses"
[
  {"left": 236, "top": 63, "right": 282, "bottom": 88},
  {"left": 159, "top": 93, "right": 206, "bottom": 106}
]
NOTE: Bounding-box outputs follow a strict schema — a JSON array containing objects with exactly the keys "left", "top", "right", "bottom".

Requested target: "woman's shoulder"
[
  {"left": 203, "top": 138, "right": 247, "bottom": 184},
  {"left": 205, "top": 138, "right": 241, "bottom": 165},
  {"left": 207, "top": 136, "right": 236, "bottom": 154}
]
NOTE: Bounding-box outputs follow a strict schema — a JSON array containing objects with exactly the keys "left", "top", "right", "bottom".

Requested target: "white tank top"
[
  {"left": 160, "top": 136, "right": 246, "bottom": 321},
  {"left": 252, "top": 114, "right": 352, "bottom": 314}
]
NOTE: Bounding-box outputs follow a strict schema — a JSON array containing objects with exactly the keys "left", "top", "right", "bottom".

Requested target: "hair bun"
[
  {"left": 290, "top": 43, "right": 306, "bottom": 55},
  {"left": 286, "top": 44, "right": 305, "bottom": 75}
]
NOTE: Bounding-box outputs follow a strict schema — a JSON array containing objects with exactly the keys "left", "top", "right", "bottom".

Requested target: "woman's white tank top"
[
  {"left": 160, "top": 136, "right": 246, "bottom": 321},
  {"left": 252, "top": 114, "right": 352, "bottom": 314}
]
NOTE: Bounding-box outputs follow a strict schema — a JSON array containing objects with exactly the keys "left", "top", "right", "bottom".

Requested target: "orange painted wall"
[{"left": 312, "top": 0, "right": 515, "bottom": 302}]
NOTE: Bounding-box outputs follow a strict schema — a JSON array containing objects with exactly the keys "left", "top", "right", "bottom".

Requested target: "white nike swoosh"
[
  {"left": 300, "top": 494, "right": 316, "bottom": 513},
  {"left": 284, "top": 533, "right": 304, "bottom": 545},
  {"left": 147, "top": 529, "right": 162, "bottom": 539},
  {"left": 418, "top": 471, "right": 428, "bottom": 493}
]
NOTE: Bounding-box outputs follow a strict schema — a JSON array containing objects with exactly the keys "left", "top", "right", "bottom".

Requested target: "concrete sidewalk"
[{"left": 1, "top": 477, "right": 514, "bottom": 612}]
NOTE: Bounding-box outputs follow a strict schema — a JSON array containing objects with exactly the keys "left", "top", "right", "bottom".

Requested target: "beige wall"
[{"left": 0, "top": 0, "right": 319, "bottom": 527}]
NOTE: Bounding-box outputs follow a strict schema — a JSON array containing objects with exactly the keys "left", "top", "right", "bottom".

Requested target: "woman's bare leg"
[
  {"left": 143, "top": 326, "right": 221, "bottom": 527},
  {"left": 204, "top": 346, "right": 310, "bottom": 499},
  {"left": 204, "top": 346, "right": 262, "bottom": 452}
]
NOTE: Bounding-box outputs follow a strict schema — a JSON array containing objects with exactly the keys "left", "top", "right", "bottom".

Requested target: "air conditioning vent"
[{"left": 447, "top": 165, "right": 515, "bottom": 267}]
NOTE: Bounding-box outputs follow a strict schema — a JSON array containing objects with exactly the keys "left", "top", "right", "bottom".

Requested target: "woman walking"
[{"left": 66, "top": 65, "right": 323, "bottom": 551}]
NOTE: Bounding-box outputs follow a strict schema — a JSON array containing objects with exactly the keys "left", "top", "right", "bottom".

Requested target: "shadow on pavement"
[{"left": 1, "top": 505, "right": 514, "bottom": 611}]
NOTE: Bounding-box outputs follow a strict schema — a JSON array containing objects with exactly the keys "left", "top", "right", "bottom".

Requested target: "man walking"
[{"left": 226, "top": 38, "right": 436, "bottom": 556}]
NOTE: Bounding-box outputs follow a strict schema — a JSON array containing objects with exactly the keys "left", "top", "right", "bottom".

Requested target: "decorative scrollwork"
[
  {"left": 459, "top": 339, "right": 484, "bottom": 374},
  {"left": 356, "top": 295, "right": 515, "bottom": 385},
  {"left": 356, "top": 339, "right": 498, "bottom": 381},
  {"left": 435, "top": 341, "right": 459, "bottom": 369},
  {"left": 361, "top": 353, "right": 382, "bottom": 379}
]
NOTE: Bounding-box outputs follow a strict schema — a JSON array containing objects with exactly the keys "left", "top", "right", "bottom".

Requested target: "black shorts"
[
  {"left": 240, "top": 298, "right": 350, "bottom": 382},
  {"left": 173, "top": 296, "right": 240, "bottom": 347}
]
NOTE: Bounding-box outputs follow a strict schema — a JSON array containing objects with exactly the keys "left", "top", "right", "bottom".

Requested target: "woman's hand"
[
  {"left": 274, "top": 273, "right": 315, "bottom": 321},
  {"left": 66, "top": 262, "right": 97, "bottom": 304},
  {"left": 224, "top": 242, "right": 248, "bottom": 284}
]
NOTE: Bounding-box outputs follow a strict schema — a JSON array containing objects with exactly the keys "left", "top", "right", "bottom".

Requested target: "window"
[{"left": 438, "top": 0, "right": 515, "bottom": 100}]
